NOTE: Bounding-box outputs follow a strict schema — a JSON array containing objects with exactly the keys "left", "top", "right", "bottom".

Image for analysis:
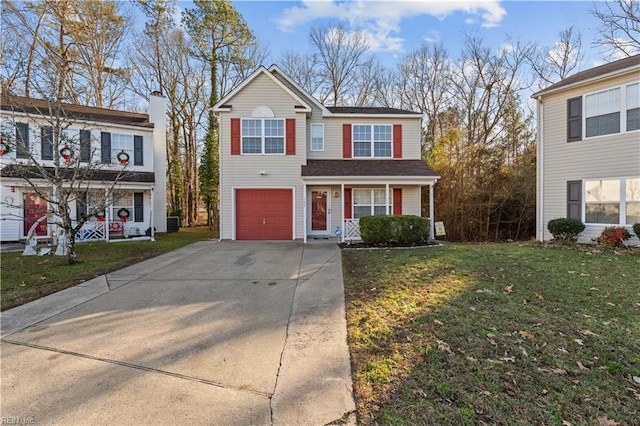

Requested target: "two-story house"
[
  {"left": 0, "top": 93, "right": 167, "bottom": 242},
  {"left": 533, "top": 54, "right": 640, "bottom": 244},
  {"left": 213, "top": 65, "right": 439, "bottom": 242}
]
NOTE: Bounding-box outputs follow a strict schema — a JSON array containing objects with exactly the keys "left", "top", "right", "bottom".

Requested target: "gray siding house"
[{"left": 533, "top": 55, "right": 640, "bottom": 244}]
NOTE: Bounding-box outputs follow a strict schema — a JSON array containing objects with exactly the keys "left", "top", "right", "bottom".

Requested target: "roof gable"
[{"left": 213, "top": 66, "right": 312, "bottom": 112}]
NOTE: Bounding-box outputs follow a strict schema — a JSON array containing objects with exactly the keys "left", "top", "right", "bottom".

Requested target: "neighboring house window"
[
  {"left": 111, "top": 133, "right": 133, "bottom": 162},
  {"left": 353, "top": 124, "right": 392, "bottom": 158},
  {"left": 101, "top": 132, "right": 140, "bottom": 165},
  {"left": 15, "top": 122, "right": 29, "bottom": 158},
  {"left": 584, "top": 177, "right": 640, "bottom": 224},
  {"left": 585, "top": 88, "right": 620, "bottom": 137},
  {"left": 352, "top": 188, "right": 391, "bottom": 218},
  {"left": 111, "top": 191, "right": 133, "bottom": 222},
  {"left": 310, "top": 123, "right": 324, "bottom": 151},
  {"left": 241, "top": 118, "right": 285, "bottom": 154},
  {"left": 627, "top": 82, "right": 640, "bottom": 131},
  {"left": 626, "top": 178, "right": 640, "bottom": 224}
]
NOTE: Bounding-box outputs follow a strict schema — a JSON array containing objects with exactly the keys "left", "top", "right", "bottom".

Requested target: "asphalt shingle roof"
[
  {"left": 532, "top": 54, "right": 640, "bottom": 97},
  {"left": 326, "top": 106, "right": 421, "bottom": 115},
  {"left": 301, "top": 159, "right": 437, "bottom": 177},
  {"left": 1, "top": 93, "right": 154, "bottom": 128}
]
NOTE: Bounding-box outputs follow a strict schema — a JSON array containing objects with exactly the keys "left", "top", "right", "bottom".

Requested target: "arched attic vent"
[{"left": 251, "top": 106, "right": 275, "bottom": 118}]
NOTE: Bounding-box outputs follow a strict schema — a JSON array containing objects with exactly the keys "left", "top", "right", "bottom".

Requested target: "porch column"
[
  {"left": 429, "top": 183, "right": 435, "bottom": 240},
  {"left": 303, "top": 184, "right": 307, "bottom": 243},
  {"left": 105, "top": 188, "right": 110, "bottom": 242},
  {"left": 385, "top": 183, "right": 390, "bottom": 215},
  {"left": 341, "top": 183, "right": 345, "bottom": 243}
]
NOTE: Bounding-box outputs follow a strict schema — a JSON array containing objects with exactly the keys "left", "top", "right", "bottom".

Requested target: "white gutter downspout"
[
  {"left": 537, "top": 96, "right": 545, "bottom": 242},
  {"left": 218, "top": 111, "right": 223, "bottom": 242}
]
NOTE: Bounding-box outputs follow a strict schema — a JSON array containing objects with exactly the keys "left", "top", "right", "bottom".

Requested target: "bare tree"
[
  {"left": 526, "top": 26, "right": 583, "bottom": 88},
  {"left": 592, "top": 0, "right": 640, "bottom": 58},
  {"left": 278, "top": 51, "right": 326, "bottom": 102},
  {"left": 309, "top": 24, "right": 371, "bottom": 106},
  {"left": 0, "top": 95, "right": 133, "bottom": 264}
]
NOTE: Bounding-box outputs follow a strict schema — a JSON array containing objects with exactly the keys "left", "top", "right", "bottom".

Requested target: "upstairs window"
[
  {"left": 353, "top": 124, "right": 392, "bottom": 158},
  {"left": 310, "top": 123, "right": 324, "bottom": 151},
  {"left": 585, "top": 88, "right": 620, "bottom": 137},
  {"left": 241, "top": 118, "right": 284, "bottom": 154}
]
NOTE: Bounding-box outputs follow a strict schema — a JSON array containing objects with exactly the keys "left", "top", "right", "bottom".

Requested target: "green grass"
[
  {"left": 1, "top": 227, "right": 216, "bottom": 311},
  {"left": 342, "top": 242, "right": 640, "bottom": 425}
]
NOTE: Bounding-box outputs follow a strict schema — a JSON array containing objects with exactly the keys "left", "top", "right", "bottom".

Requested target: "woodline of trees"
[{"left": 1, "top": 0, "right": 638, "bottom": 241}]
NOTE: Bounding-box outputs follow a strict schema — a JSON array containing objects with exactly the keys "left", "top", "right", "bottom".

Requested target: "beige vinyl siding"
[
  {"left": 218, "top": 72, "right": 308, "bottom": 240},
  {"left": 312, "top": 116, "right": 423, "bottom": 160},
  {"left": 540, "top": 72, "right": 640, "bottom": 243}
]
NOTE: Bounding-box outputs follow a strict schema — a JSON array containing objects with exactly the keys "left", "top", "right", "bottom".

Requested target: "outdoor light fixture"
[{"left": 260, "top": 171, "right": 267, "bottom": 176}]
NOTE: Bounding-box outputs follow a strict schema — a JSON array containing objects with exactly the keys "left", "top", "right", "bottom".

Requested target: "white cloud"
[{"left": 276, "top": 0, "right": 507, "bottom": 52}]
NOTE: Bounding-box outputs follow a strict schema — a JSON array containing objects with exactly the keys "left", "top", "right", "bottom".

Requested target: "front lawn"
[
  {"left": 1, "top": 227, "right": 216, "bottom": 311},
  {"left": 342, "top": 242, "right": 640, "bottom": 425}
]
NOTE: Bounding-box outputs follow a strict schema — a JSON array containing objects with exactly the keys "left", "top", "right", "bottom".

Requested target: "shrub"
[
  {"left": 547, "top": 218, "right": 586, "bottom": 243},
  {"left": 596, "top": 226, "right": 632, "bottom": 248},
  {"left": 633, "top": 223, "right": 640, "bottom": 239},
  {"left": 359, "top": 215, "right": 430, "bottom": 245}
]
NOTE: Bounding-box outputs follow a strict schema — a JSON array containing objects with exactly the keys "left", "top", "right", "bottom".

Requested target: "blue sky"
[{"left": 213, "top": 0, "right": 613, "bottom": 72}]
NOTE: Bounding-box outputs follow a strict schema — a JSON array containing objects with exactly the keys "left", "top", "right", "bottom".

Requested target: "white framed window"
[
  {"left": 310, "top": 123, "right": 324, "bottom": 151},
  {"left": 111, "top": 133, "right": 133, "bottom": 163},
  {"left": 584, "top": 177, "right": 640, "bottom": 225},
  {"left": 353, "top": 188, "right": 391, "bottom": 218},
  {"left": 353, "top": 124, "right": 392, "bottom": 158},
  {"left": 241, "top": 118, "right": 284, "bottom": 154},
  {"left": 626, "top": 177, "right": 640, "bottom": 224},
  {"left": 585, "top": 88, "right": 620, "bottom": 138},
  {"left": 627, "top": 83, "right": 640, "bottom": 131}
]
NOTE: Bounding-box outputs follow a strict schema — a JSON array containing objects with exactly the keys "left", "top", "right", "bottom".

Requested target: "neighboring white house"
[
  {"left": 0, "top": 93, "right": 167, "bottom": 242},
  {"left": 533, "top": 54, "right": 640, "bottom": 244},
  {"left": 213, "top": 65, "right": 439, "bottom": 242}
]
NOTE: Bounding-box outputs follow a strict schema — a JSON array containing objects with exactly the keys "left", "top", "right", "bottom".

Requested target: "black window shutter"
[
  {"left": 76, "top": 192, "right": 88, "bottom": 221},
  {"left": 80, "top": 130, "right": 91, "bottom": 162},
  {"left": 567, "top": 180, "right": 582, "bottom": 220},
  {"left": 567, "top": 97, "right": 582, "bottom": 142},
  {"left": 134, "top": 135, "right": 143, "bottom": 165},
  {"left": 101, "top": 132, "right": 111, "bottom": 164},
  {"left": 41, "top": 127, "right": 54, "bottom": 160},
  {"left": 16, "top": 122, "right": 29, "bottom": 158},
  {"left": 134, "top": 192, "right": 144, "bottom": 222}
]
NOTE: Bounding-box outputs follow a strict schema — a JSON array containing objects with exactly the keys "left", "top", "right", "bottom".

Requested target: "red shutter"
[
  {"left": 344, "top": 188, "right": 352, "bottom": 219},
  {"left": 393, "top": 124, "right": 402, "bottom": 158},
  {"left": 231, "top": 118, "right": 241, "bottom": 155},
  {"left": 286, "top": 118, "right": 296, "bottom": 155},
  {"left": 343, "top": 124, "right": 352, "bottom": 158},
  {"left": 393, "top": 188, "right": 402, "bottom": 215}
]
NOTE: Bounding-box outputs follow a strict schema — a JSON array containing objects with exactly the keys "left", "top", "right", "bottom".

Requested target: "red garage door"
[{"left": 236, "top": 189, "right": 293, "bottom": 240}]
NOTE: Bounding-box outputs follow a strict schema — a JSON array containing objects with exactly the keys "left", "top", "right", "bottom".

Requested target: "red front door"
[
  {"left": 311, "top": 190, "right": 327, "bottom": 231},
  {"left": 24, "top": 193, "right": 48, "bottom": 237}
]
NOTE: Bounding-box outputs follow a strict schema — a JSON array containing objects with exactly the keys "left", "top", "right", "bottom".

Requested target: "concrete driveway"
[{"left": 1, "top": 240, "right": 356, "bottom": 425}]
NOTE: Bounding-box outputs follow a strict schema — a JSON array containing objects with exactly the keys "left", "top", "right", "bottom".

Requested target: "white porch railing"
[
  {"left": 344, "top": 218, "right": 361, "bottom": 241},
  {"left": 75, "top": 222, "right": 107, "bottom": 241}
]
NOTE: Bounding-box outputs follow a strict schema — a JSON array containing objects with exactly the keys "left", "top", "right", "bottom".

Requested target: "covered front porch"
[{"left": 301, "top": 160, "right": 440, "bottom": 243}]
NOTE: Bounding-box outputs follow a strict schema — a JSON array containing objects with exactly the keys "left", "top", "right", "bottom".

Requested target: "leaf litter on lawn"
[{"left": 342, "top": 242, "right": 640, "bottom": 425}]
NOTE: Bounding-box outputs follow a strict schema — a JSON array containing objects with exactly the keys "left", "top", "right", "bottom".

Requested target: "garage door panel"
[{"left": 236, "top": 189, "right": 292, "bottom": 240}]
